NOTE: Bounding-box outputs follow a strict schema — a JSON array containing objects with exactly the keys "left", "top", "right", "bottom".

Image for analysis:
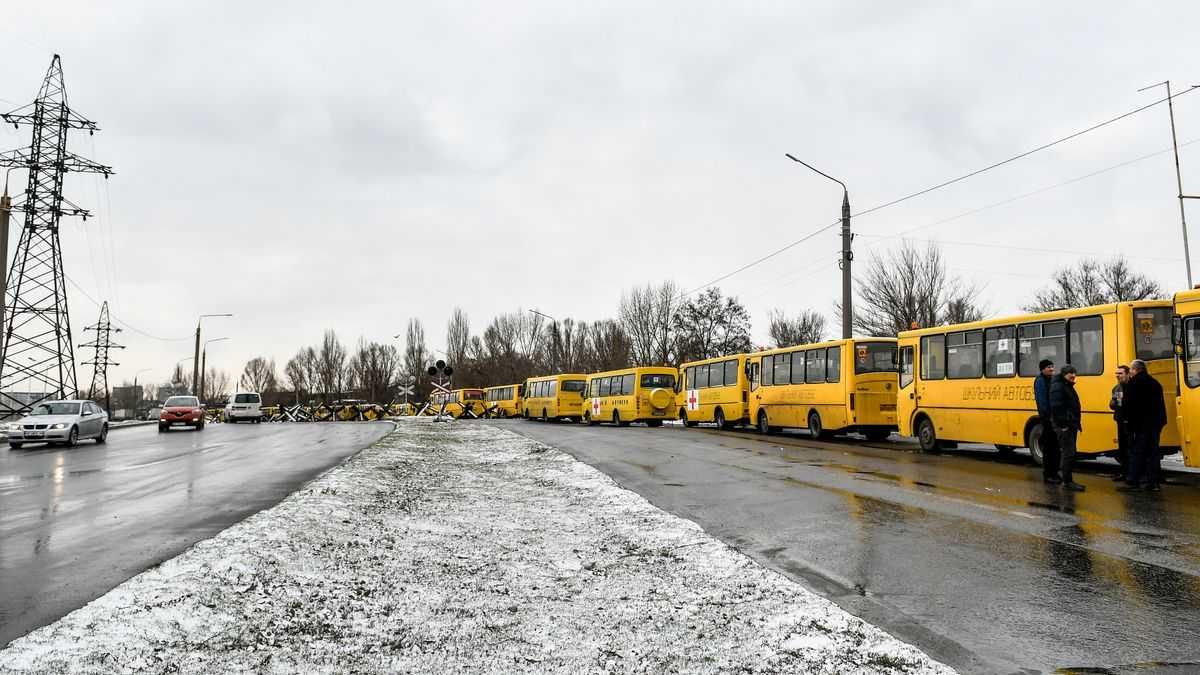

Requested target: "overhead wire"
[
  {"left": 744, "top": 136, "right": 1197, "bottom": 303},
  {"left": 682, "top": 86, "right": 1199, "bottom": 299}
]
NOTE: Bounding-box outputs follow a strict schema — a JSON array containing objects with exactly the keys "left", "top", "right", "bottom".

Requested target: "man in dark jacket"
[
  {"left": 1120, "top": 359, "right": 1168, "bottom": 492},
  {"left": 1034, "top": 359, "right": 1061, "bottom": 483},
  {"left": 1109, "top": 365, "right": 1130, "bottom": 481},
  {"left": 1049, "top": 365, "right": 1085, "bottom": 491}
]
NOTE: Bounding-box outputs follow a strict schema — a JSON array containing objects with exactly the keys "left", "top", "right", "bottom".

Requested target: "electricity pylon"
[
  {"left": 0, "top": 54, "right": 113, "bottom": 417},
  {"left": 81, "top": 301, "right": 123, "bottom": 413}
]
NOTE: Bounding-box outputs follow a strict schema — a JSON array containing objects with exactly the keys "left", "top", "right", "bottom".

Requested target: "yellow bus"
[
  {"left": 484, "top": 383, "right": 523, "bottom": 418},
  {"left": 429, "top": 388, "right": 486, "bottom": 418},
  {"left": 1170, "top": 288, "right": 1200, "bottom": 467},
  {"left": 523, "top": 373, "right": 587, "bottom": 421},
  {"left": 748, "top": 338, "right": 898, "bottom": 441},
  {"left": 585, "top": 366, "right": 678, "bottom": 427},
  {"left": 897, "top": 301, "right": 1178, "bottom": 464},
  {"left": 677, "top": 354, "right": 751, "bottom": 428}
]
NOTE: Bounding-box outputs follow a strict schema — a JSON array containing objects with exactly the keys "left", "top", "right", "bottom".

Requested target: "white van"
[{"left": 225, "top": 392, "right": 263, "bottom": 423}]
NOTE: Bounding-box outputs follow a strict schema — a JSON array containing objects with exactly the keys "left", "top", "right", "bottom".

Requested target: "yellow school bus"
[
  {"left": 1170, "top": 288, "right": 1200, "bottom": 467},
  {"left": 897, "top": 301, "right": 1178, "bottom": 464},
  {"left": 677, "top": 354, "right": 751, "bottom": 428},
  {"left": 585, "top": 366, "right": 679, "bottom": 426},
  {"left": 523, "top": 373, "right": 587, "bottom": 421},
  {"left": 748, "top": 338, "right": 898, "bottom": 441},
  {"left": 484, "top": 383, "right": 523, "bottom": 418},
  {"left": 429, "top": 388, "right": 486, "bottom": 418}
]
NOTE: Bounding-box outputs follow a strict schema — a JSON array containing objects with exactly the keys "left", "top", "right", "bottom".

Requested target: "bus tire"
[
  {"left": 757, "top": 410, "right": 772, "bottom": 435},
  {"left": 1025, "top": 422, "right": 1047, "bottom": 467},
  {"left": 808, "top": 411, "right": 829, "bottom": 440},
  {"left": 681, "top": 409, "right": 698, "bottom": 428},
  {"left": 917, "top": 416, "right": 940, "bottom": 453},
  {"left": 714, "top": 408, "right": 728, "bottom": 430},
  {"left": 864, "top": 427, "right": 891, "bottom": 442},
  {"left": 586, "top": 412, "right": 598, "bottom": 426},
  {"left": 523, "top": 409, "right": 529, "bottom": 419},
  {"left": 541, "top": 408, "right": 549, "bottom": 422}
]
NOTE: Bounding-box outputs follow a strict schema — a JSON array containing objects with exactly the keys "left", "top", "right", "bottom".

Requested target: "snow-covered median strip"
[{"left": 0, "top": 418, "right": 954, "bottom": 674}]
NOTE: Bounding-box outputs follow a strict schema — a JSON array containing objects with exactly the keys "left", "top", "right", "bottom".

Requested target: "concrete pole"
[
  {"left": 1163, "top": 82, "right": 1194, "bottom": 288},
  {"left": 840, "top": 189, "right": 853, "bottom": 339},
  {"left": 192, "top": 321, "right": 201, "bottom": 397},
  {"left": 200, "top": 347, "right": 207, "bottom": 403}
]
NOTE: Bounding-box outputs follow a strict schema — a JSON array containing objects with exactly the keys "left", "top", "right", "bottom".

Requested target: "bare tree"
[
  {"left": 588, "top": 319, "right": 633, "bottom": 371},
  {"left": 768, "top": 309, "right": 827, "bottom": 348},
  {"left": 672, "top": 288, "right": 753, "bottom": 363},
  {"left": 620, "top": 281, "right": 681, "bottom": 365},
  {"left": 203, "top": 368, "right": 231, "bottom": 404},
  {"left": 446, "top": 307, "right": 471, "bottom": 370},
  {"left": 168, "top": 362, "right": 192, "bottom": 395},
  {"left": 849, "top": 242, "right": 984, "bottom": 336},
  {"left": 241, "top": 357, "right": 278, "bottom": 393},
  {"left": 403, "top": 319, "right": 428, "bottom": 398},
  {"left": 284, "top": 348, "right": 313, "bottom": 403},
  {"left": 1025, "top": 256, "right": 1164, "bottom": 312},
  {"left": 348, "top": 338, "right": 402, "bottom": 403},
  {"left": 317, "top": 330, "right": 347, "bottom": 401}
]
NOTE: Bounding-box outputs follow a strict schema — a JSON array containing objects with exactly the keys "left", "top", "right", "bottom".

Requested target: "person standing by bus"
[
  {"left": 1120, "top": 359, "right": 1167, "bottom": 492},
  {"left": 1050, "top": 365, "right": 1085, "bottom": 491},
  {"left": 1110, "top": 365, "right": 1131, "bottom": 482},
  {"left": 1034, "top": 359, "right": 1061, "bottom": 484}
]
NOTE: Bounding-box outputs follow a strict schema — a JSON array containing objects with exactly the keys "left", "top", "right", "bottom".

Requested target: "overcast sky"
[{"left": 2, "top": 2, "right": 1198, "bottom": 389}]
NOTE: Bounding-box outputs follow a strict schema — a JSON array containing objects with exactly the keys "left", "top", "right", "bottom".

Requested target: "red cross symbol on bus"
[
  {"left": 591, "top": 398, "right": 601, "bottom": 415},
  {"left": 688, "top": 392, "right": 698, "bottom": 408}
]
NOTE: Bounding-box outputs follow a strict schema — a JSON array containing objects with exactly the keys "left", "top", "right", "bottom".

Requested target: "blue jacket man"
[{"left": 1033, "top": 359, "right": 1061, "bottom": 482}]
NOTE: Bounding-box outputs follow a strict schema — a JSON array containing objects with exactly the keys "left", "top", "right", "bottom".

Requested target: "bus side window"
[
  {"left": 725, "top": 360, "right": 737, "bottom": 386},
  {"left": 920, "top": 335, "right": 946, "bottom": 379},
  {"left": 900, "top": 346, "right": 914, "bottom": 388},
  {"left": 1185, "top": 317, "right": 1200, "bottom": 388},
  {"left": 749, "top": 359, "right": 761, "bottom": 391},
  {"left": 622, "top": 374, "right": 634, "bottom": 394},
  {"left": 826, "top": 346, "right": 841, "bottom": 383}
]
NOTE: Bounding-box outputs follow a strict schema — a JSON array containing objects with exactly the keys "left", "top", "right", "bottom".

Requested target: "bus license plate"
[
  {"left": 879, "top": 403, "right": 896, "bottom": 411},
  {"left": 652, "top": 411, "right": 665, "bottom": 416}
]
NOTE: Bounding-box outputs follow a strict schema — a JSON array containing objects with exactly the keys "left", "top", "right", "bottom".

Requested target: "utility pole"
[
  {"left": 1139, "top": 81, "right": 1200, "bottom": 288},
  {"left": 786, "top": 154, "right": 853, "bottom": 338},
  {"left": 81, "top": 301, "right": 124, "bottom": 413},
  {"left": 192, "top": 313, "right": 232, "bottom": 396},
  {"left": 0, "top": 55, "right": 113, "bottom": 417},
  {"left": 0, "top": 173, "right": 11, "bottom": 340}
]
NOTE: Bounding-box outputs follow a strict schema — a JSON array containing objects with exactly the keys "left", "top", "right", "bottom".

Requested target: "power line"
[
  {"left": 745, "top": 137, "right": 1198, "bottom": 302},
  {"left": 683, "top": 86, "right": 1199, "bottom": 298},
  {"left": 63, "top": 274, "right": 192, "bottom": 342}
]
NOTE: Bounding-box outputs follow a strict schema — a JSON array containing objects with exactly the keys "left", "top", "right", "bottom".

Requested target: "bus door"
[
  {"left": 1175, "top": 301, "right": 1200, "bottom": 467},
  {"left": 897, "top": 344, "right": 916, "bottom": 435}
]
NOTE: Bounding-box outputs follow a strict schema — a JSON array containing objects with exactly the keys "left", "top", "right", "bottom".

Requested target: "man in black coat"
[
  {"left": 1049, "top": 365, "right": 1085, "bottom": 491},
  {"left": 1120, "top": 359, "right": 1168, "bottom": 492}
]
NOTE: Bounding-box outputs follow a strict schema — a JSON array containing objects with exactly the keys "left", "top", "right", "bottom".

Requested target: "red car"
[{"left": 159, "top": 395, "right": 206, "bottom": 432}]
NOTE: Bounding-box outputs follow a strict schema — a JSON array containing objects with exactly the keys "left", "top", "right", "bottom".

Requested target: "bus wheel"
[
  {"left": 1026, "top": 424, "right": 1047, "bottom": 467},
  {"left": 523, "top": 409, "right": 529, "bottom": 419},
  {"left": 541, "top": 408, "right": 549, "bottom": 422},
  {"left": 681, "top": 410, "right": 698, "bottom": 428},
  {"left": 714, "top": 408, "right": 729, "bottom": 430},
  {"left": 808, "top": 411, "right": 829, "bottom": 440},
  {"left": 586, "top": 412, "right": 598, "bottom": 426},
  {"left": 757, "top": 411, "right": 771, "bottom": 435},
  {"left": 917, "top": 417, "right": 941, "bottom": 453}
]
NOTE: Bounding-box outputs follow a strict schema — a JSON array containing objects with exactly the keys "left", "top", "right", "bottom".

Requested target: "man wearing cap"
[
  {"left": 1033, "top": 359, "right": 1061, "bottom": 483},
  {"left": 1049, "top": 364, "right": 1085, "bottom": 491}
]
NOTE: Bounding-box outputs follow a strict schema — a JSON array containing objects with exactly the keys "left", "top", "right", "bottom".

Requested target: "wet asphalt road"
[
  {"left": 502, "top": 419, "right": 1200, "bottom": 675},
  {"left": 0, "top": 421, "right": 392, "bottom": 648}
]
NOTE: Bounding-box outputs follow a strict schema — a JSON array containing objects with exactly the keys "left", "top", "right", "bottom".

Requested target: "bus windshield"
[
  {"left": 854, "top": 342, "right": 898, "bottom": 374},
  {"left": 1134, "top": 307, "right": 1173, "bottom": 361},
  {"left": 561, "top": 380, "right": 586, "bottom": 392}
]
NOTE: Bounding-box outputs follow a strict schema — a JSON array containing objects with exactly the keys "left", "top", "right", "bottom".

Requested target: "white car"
[
  {"left": 7, "top": 399, "right": 109, "bottom": 448},
  {"left": 225, "top": 391, "right": 263, "bottom": 423}
]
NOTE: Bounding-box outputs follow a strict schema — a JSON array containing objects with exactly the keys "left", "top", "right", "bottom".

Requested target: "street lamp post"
[
  {"left": 786, "top": 154, "right": 853, "bottom": 339},
  {"left": 1138, "top": 82, "right": 1200, "bottom": 288},
  {"left": 529, "top": 309, "right": 560, "bottom": 370},
  {"left": 200, "top": 337, "right": 229, "bottom": 403},
  {"left": 192, "top": 313, "right": 232, "bottom": 396}
]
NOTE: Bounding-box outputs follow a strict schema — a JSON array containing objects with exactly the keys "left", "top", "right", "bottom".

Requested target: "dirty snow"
[{"left": 0, "top": 418, "right": 954, "bottom": 674}]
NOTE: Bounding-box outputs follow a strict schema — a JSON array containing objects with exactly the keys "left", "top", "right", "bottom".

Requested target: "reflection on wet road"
[
  {"left": 504, "top": 420, "right": 1200, "bottom": 674},
  {"left": 0, "top": 422, "right": 392, "bottom": 647}
]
